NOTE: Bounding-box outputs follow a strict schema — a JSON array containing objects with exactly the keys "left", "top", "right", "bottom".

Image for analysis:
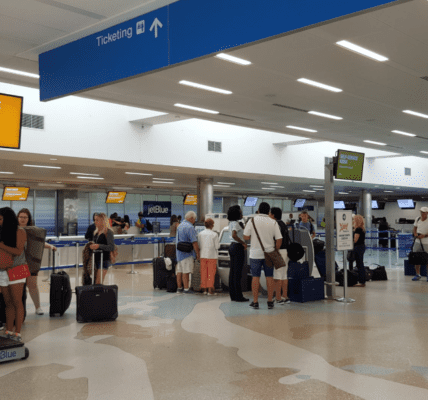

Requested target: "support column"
[
  {"left": 197, "top": 178, "right": 213, "bottom": 222},
  {"left": 57, "top": 190, "right": 78, "bottom": 236},
  {"left": 324, "top": 158, "right": 335, "bottom": 299},
  {"left": 362, "top": 190, "right": 372, "bottom": 231}
]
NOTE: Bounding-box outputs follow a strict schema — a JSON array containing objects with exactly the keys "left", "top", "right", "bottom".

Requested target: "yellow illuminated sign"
[
  {"left": 2, "top": 187, "right": 30, "bottom": 201},
  {"left": 106, "top": 191, "right": 127, "bottom": 204},
  {"left": 184, "top": 194, "right": 198, "bottom": 205},
  {"left": 0, "top": 93, "right": 23, "bottom": 149}
]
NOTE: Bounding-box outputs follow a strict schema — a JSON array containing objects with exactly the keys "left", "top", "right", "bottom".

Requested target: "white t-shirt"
[
  {"left": 243, "top": 214, "right": 282, "bottom": 259},
  {"left": 198, "top": 229, "right": 220, "bottom": 259},
  {"left": 414, "top": 217, "right": 428, "bottom": 245},
  {"left": 229, "top": 220, "right": 244, "bottom": 243}
]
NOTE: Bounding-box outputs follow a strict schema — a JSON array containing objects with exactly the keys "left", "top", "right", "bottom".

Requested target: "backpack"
[{"left": 145, "top": 219, "right": 153, "bottom": 232}]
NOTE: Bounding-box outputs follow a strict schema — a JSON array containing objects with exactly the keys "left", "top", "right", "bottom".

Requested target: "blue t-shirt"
[
  {"left": 298, "top": 221, "right": 314, "bottom": 234},
  {"left": 137, "top": 218, "right": 148, "bottom": 233},
  {"left": 176, "top": 220, "right": 198, "bottom": 262}
]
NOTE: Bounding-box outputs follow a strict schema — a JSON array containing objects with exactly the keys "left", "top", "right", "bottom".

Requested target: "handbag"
[
  {"left": 0, "top": 248, "right": 14, "bottom": 270},
  {"left": 408, "top": 238, "right": 428, "bottom": 265},
  {"left": 346, "top": 250, "right": 356, "bottom": 262},
  {"left": 251, "top": 218, "right": 285, "bottom": 270},
  {"left": 7, "top": 264, "right": 31, "bottom": 281},
  {"left": 177, "top": 242, "right": 193, "bottom": 253}
]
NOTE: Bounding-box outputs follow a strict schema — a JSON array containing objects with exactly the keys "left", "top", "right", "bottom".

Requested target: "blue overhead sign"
[{"left": 39, "top": 0, "right": 403, "bottom": 101}]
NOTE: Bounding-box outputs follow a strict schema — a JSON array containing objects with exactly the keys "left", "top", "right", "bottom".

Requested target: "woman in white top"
[
  {"left": 197, "top": 218, "right": 220, "bottom": 295},
  {"left": 227, "top": 206, "right": 249, "bottom": 302}
]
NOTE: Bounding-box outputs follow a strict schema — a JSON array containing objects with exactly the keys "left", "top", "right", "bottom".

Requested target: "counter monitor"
[
  {"left": 244, "top": 197, "right": 258, "bottom": 207},
  {"left": 294, "top": 199, "right": 306, "bottom": 208},
  {"left": 397, "top": 199, "right": 415, "bottom": 209},
  {"left": 334, "top": 201, "right": 346, "bottom": 209}
]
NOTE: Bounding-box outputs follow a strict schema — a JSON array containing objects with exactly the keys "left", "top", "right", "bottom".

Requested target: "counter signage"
[
  {"left": 336, "top": 210, "right": 354, "bottom": 251},
  {"left": 143, "top": 201, "right": 171, "bottom": 218},
  {"left": 39, "top": 0, "right": 399, "bottom": 101},
  {"left": 0, "top": 93, "right": 23, "bottom": 149},
  {"left": 106, "top": 191, "right": 127, "bottom": 204}
]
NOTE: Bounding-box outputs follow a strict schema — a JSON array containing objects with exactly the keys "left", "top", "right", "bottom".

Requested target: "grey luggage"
[{"left": 76, "top": 250, "right": 118, "bottom": 323}]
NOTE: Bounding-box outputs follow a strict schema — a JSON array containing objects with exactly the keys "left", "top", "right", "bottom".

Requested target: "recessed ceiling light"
[
  {"left": 392, "top": 130, "right": 416, "bottom": 137},
  {"left": 38, "top": 183, "right": 65, "bottom": 188},
  {"left": 421, "top": 151, "right": 428, "bottom": 154},
  {"left": 286, "top": 125, "right": 317, "bottom": 133},
  {"left": 308, "top": 111, "right": 342, "bottom": 120},
  {"left": 336, "top": 40, "right": 388, "bottom": 62},
  {"left": 215, "top": 53, "right": 251, "bottom": 65},
  {"left": 338, "top": 192, "right": 349, "bottom": 194},
  {"left": 112, "top": 187, "right": 134, "bottom": 190},
  {"left": 313, "top": 188, "right": 324, "bottom": 191},
  {"left": 50, "top": 158, "right": 57, "bottom": 161},
  {"left": 384, "top": 190, "right": 394, "bottom": 193},
  {"left": 174, "top": 103, "right": 219, "bottom": 114},
  {"left": 179, "top": 80, "right": 232, "bottom": 95},
  {"left": 262, "top": 187, "right": 276, "bottom": 190},
  {"left": 76, "top": 176, "right": 104, "bottom": 180},
  {"left": 297, "top": 78, "right": 342, "bottom": 93},
  {"left": 152, "top": 178, "right": 175, "bottom": 181},
  {"left": 0, "top": 66, "right": 39, "bottom": 79},
  {"left": 403, "top": 110, "right": 428, "bottom": 119},
  {"left": 271, "top": 186, "right": 285, "bottom": 188},
  {"left": 70, "top": 172, "right": 100, "bottom": 176},
  {"left": 303, "top": 190, "right": 316, "bottom": 192},
  {"left": 217, "top": 182, "right": 235, "bottom": 185},
  {"left": 213, "top": 184, "right": 231, "bottom": 187},
  {"left": 0, "top": 172, "right": 14, "bottom": 174},
  {"left": 23, "top": 164, "right": 61, "bottom": 169},
  {"left": 151, "top": 181, "right": 174, "bottom": 184},
  {"left": 364, "top": 140, "right": 387, "bottom": 146},
  {"left": 261, "top": 182, "right": 278, "bottom": 185},
  {"left": 310, "top": 185, "right": 324, "bottom": 188},
  {"left": 125, "top": 172, "right": 153, "bottom": 176}
]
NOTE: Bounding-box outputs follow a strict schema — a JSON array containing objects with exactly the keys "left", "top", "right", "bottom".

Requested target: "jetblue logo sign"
[
  {"left": 143, "top": 201, "right": 171, "bottom": 218},
  {"left": 0, "top": 350, "right": 17, "bottom": 360}
]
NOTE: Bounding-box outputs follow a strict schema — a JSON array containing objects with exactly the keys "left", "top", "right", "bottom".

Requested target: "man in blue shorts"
[{"left": 244, "top": 202, "right": 282, "bottom": 309}]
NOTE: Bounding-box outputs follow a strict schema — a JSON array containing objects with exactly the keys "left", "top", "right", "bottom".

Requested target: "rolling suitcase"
[
  {"left": 76, "top": 250, "right": 118, "bottom": 323},
  {"left": 153, "top": 257, "right": 168, "bottom": 289},
  {"left": 49, "top": 250, "right": 72, "bottom": 317}
]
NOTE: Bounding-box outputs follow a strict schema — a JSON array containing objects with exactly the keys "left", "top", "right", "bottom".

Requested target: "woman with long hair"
[
  {"left": 17, "top": 208, "right": 57, "bottom": 315},
  {"left": 349, "top": 214, "right": 366, "bottom": 287},
  {"left": 227, "top": 205, "right": 248, "bottom": 302},
  {"left": 89, "top": 213, "right": 115, "bottom": 284},
  {"left": 0, "top": 207, "right": 27, "bottom": 341}
]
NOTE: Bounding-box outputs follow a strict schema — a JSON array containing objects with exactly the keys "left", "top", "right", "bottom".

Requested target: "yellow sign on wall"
[
  {"left": 184, "top": 194, "right": 198, "bottom": 205},
  {"left": 0, "top": 93, "right": 23, "bottom": 149},
  {"left": 106, "top": 191, "right": 127, "bottom": 204},
  {"left": 2, "top": 187, "right": 30, "bottom": 201}
]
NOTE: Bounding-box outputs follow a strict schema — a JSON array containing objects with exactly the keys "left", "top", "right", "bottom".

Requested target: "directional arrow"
[{"left": 150, "top": 18, "right": 163, "bottom": 38}]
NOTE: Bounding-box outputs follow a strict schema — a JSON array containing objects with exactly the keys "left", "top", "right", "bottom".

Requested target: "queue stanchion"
[
  {"left": 44, "top": 244, "right": 52, "bottom": 282},
  {"left": 127, "top": 238, "right": 138, "bottom": 274},
  {"left": 75, "top": 242, "right": 80, "bottom": 289},
  {"left": 336, "top": 250, "right": 355, "bottom": 303}
]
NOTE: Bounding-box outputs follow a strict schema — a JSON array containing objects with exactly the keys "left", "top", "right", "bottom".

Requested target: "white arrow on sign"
[{"left": 150, "top": 18, "right": 163, "bottom": 38}]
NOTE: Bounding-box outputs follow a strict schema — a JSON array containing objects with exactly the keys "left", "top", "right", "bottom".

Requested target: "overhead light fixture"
[
  {"left": 215, "top": 53, "right": 251, "bottom": 65},
  {"left": 313, "top": 188, "right": 324, "bottom": 191},
  {"left": 217, "top": 182, "right": 235, "bottom": 185},
  {"left": 364, "top": 140, "right": 387, "bottom": 146},
  {"left": 271, "top": 186, "right": 285, "bottom": 188},
  {"left": 213, "top": 184, "right": 231, "bottom": 187},
  {"left": 392, "top": 130, "right": 416, "bottom": 137},
  {"left": 297, "top": 78, "right": 342, "bottom": 93},
  {"left": 303, "top": 190, "right": 316, "bottom": 193},
  {"left": 179, "top": 80, "right": 232, "bottom": 95},
  {"left": 261, "top": 182, "right": 278, "bottom": 185},
  {"left": 338, "top": 192, "right": 349, "bottom": 194},
  {"left": 308, "top": 111, "right": 342, "bottom": 120},
  {"left": 286, "top": 125, "right": 317, "bottom": 133},
  {"left": 403, "top": 110, "right": 428, "bottom": 119},
  {"left": 0, "top": 172, "right": 14, "bottom": 174},
  {"left": 336, "top": 40, "right": 388, "bottom": 62},
  {"left": 125, "top": 172, "right": 153, "bottom": 176},
  {"left": 384, "top": 190, "right": 394, "bottom": 193},
  {"left": 70, "top": 172, "right": 100, "bottom": 176},
  {"left": 174, "top": 103, "right": 219, "bottom": 114},
  {"left": 420, "top": 151, "right": 428, "bottom": 154},
  {"left": 310, "top": 185, "right": 323, "bottom": 188},
  {"left": 76, "top": 176, "right": 104, "bottom": 180},
  {"left": 23, "top": 164, "right": 61, "bottom": 169},
  {"left": 152, "top": 181, "right": 174, "bottom": 184},
  {"left": 0, "top": 66, "right": 39, "bottom": 79},
  {"left": 50, "top": 158, "right": 57, "bottom": 161},
  {"left": 112, "top": 187, "right": 134, "bottom": 190},
  {"left": 262, "top": 187, "right": 276, "bottom": 190},
  {"left": 152, "top": 178, "right": 175, "bottom": 181},
  {"left": 38, "top": 183, "right": 65, "bottom": 188}
]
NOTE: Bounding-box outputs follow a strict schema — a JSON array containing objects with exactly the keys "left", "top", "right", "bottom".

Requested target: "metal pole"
[
  {"left": 127, "top": 239, "right": 138, "bottom": 274},
  {"left": 75, "top": 242, "right": 80, "bottom": 289},
  {"left": 324, "top": 158, "right": 335, "bottom": 299},
  {"left": 336, "top": 251, "right": 355, "bottom": 303}
]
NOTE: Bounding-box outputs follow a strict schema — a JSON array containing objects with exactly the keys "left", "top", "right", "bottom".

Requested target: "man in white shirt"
[
  {"left": 244, "top": 202, "right": 282, "bottom": 309},
  {"left": 198, "top": 218, "right": 220, "bottom": 295},
  {"left": 411, "top": 207, "right": 428, "bottom": 281}
]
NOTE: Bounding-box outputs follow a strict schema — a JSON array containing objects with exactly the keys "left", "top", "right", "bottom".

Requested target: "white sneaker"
[{"left": 36, "top": 307, "right": 44, "bottom": 315}]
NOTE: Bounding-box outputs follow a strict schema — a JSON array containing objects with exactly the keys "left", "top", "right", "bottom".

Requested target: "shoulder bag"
[
  {"left": 287, "top": 226, "right": 305, "bottom": 262},
  {"left": 346, "top": 250, "right": 356, "bottom": 262},
  {"left": 251, "top": 218, "right": 285, "bottom": 270},
  {"left": 176, "top": 225, "right": 193, "bottom": 253},
  {"left": 8, "top": 263, "right": 31, "bottom": 281},
  {"left": 408, "top": 238, "right": 428, "bottom": 265}
]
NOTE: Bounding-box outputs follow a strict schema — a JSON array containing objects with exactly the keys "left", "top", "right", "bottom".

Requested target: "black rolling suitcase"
[
  {"left": 49, "top": 250, "right": 72, "bottom": 317},
  {"left": 153, "top": 257, "right": 168, "bottom": 289},
  {"left": 76, "top": 250, "right": 118, "bottom": 323}
]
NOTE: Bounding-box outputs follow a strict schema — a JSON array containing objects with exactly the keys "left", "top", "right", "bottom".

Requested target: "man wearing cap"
[{"left": 412, "top": 207, "right": 428, "bottom": 281}]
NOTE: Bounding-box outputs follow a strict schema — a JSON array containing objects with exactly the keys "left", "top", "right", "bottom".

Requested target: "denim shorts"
[
  {"left": 250, "top": 258, "right": 274, "bottom": 278},
  {"left": 0, "top": 270, "right": 9, "bottom": 287}
]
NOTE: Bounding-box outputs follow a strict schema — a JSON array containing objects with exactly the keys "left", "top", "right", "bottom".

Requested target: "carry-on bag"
[
  {"left": 336, "top": 269, "right": 358, "bottom": 287},
  {"left": 370, "top": 265, "right": 388, "bottom": 281},
  {"left": 153, "top": 257, "right": 169, "bottom": 289},
  {"left": 76, "top": 250, "right": 118, "bottom": 323},
  {"left": 23, "top": 226, "right": 47, "bottom": 275},
  {"left": 404, "top": 259, "right": 427, "bottom": 276},
  {"left": 408, "top": 238, "right": 428, "bottom": 266},
  {"left": 49, "top": 250, "right": 72, "bottom": 317},
  {"left": 164, "top": 243, "right": 176, "bottom": 259},
  {"left": 288, "top": 277, "right": 325, "bottom": 303}
]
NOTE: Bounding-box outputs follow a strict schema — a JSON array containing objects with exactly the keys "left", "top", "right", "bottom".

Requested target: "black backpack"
[{"left": 145, "top": 219, "right": 153, "bottom": 232}]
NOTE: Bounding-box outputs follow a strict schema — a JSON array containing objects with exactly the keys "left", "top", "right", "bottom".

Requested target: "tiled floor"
[{"left": 1, "top": 251, "right": 428, "bottom": 400}]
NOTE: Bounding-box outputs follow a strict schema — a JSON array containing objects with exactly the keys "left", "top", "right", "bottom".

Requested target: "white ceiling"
[{"left": 1, "top": 0, "right": 428, "bottom": 200}]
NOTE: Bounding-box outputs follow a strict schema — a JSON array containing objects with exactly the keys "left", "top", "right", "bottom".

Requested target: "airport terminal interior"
[{"left": 1, "top": 0, "right": 428, "bottom": 399}]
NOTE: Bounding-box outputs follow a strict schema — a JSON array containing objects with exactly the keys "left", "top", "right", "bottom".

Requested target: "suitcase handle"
[{"left": 92, "top": 249, "right": 104, "bottom": 285}]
